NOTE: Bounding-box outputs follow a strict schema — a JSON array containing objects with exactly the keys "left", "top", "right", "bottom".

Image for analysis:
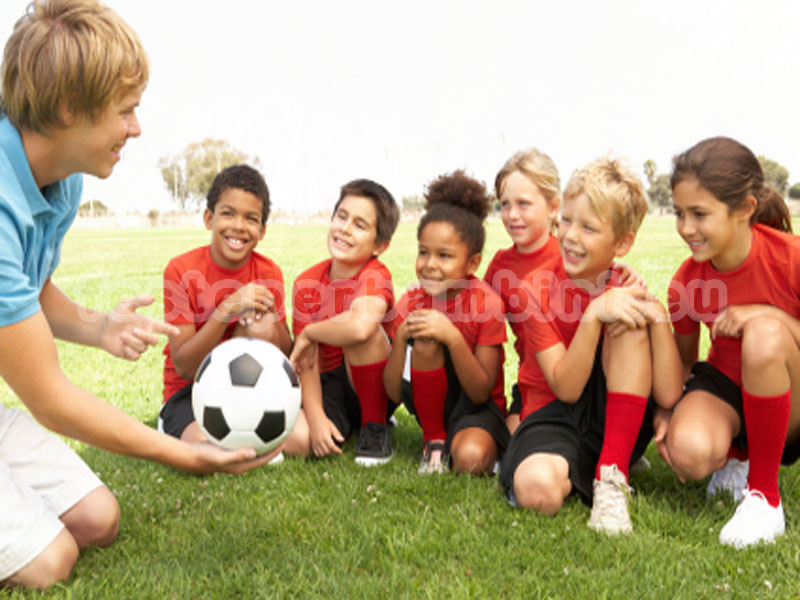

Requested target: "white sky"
[{"left": 2, "top": 0, "right": 799, "bottom": 215}]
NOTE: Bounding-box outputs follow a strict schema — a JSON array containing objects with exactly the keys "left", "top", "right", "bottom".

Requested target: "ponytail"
[{"left": 753, "top": 187, "right": 792, "bottom": 233}]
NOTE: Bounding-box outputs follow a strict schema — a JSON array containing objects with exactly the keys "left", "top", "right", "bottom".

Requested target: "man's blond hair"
[
  {"left": 563, "top": 156, "right": 648, "bottom": 238},
  {"left": 1, "top": 0, "right": 149, "bottom": 133}
]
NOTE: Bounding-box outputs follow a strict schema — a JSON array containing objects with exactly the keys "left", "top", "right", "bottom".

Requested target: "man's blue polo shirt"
[{"left": 0, "top": 117, "right": 81, "bottom": 327}]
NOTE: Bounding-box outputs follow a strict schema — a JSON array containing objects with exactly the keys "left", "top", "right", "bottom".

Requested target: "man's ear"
[
  {"left": 203, "top": 208, "right": 213, "bottom": 230},
  {"left": 613, "top": 231, "right": 635, "bottom": 258}
]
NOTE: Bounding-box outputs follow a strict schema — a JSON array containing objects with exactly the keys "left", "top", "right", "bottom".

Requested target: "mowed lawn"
[{"left": 3, "top": 217, "right": 800, "bottom": 599}]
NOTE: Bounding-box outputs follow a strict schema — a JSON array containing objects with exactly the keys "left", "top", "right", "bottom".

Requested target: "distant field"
[{"left": 4, "top": 216, "right": 800, "bottom": 599}]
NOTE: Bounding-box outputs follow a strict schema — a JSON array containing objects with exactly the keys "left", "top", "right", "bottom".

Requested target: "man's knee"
[
  {"left": 62, "top": 487, "right": 120, "bottom": 549},
  {"left": 4, "top": 529, "right": 78, "bottom": 590}
]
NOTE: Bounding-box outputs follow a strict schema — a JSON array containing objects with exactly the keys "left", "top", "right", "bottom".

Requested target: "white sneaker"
[
  {"left": 267, "top": 451, "right": 285, "bottom": 465},
  {"left": 588, "top": 464, "right": 632, "bottom": 535},
  {"left": 707, "top": 458, "right": 749, "bottom": 502},
  {"left": 719, "top": 488, "right": 785, "bottom": 549}
]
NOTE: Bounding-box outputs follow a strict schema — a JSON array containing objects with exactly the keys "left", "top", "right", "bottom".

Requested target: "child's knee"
[
  {"left": 513, "top": 464, "right": 568, "bottom": 515},
  {"left": 451, "top": 440, "right": 494, "bottom": 474},
  {"left": 666, "top": 424, "right": 723, "bottom": 481},
  {"left": 742, "top": 316, "right": 793, "bottom": 368},
  {"left": 410, "top": 338, "right": 443, "bottom": 367}
]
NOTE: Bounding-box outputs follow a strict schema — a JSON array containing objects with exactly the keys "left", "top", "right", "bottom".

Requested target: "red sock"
[
  {"left": 596, "top": 391, "right": 648, "bottom": 480},
  {"left": 743, "top": 389, "right": 791, "bottom": 507},
  {"left": 411, "top": 367, "right": 448, "bottom": 441},
  {"left": 727, "top": 444, "right": 749, "bottom": 462},
  {"left": 349, "top": 359, "right": 389, "bottom": 426}
]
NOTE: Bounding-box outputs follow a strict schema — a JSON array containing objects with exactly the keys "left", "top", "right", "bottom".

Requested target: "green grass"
[{"left": 3, "top": 217, "right": 800, "bottom": 598}]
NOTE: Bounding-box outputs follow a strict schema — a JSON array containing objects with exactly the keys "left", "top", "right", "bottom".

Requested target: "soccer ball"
[{"left": 192, "top": 337, "right": 301, "bottom": 454}]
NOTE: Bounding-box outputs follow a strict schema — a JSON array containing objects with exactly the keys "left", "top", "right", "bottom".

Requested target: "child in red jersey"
[
  {"left": 384, "top": 171, "right": 509, "bottom": 475},
  {"left": 483, "top": 148, "right": 562, "bottom": 434},
  {"left": 289, "top": 179, "right": 399, "bottom": 466},
  {"left": 499, "top": 157, "right": 682, "bottom": 535},
  {"left": 661, "top": 136, "right": 800, "bottom": 549},
  {"left": 161, "top": 165, "right": 296, "bottom": 461}
]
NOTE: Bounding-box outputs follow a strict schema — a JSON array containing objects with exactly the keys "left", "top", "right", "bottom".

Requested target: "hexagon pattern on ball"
[{"left": 192, "top": 337, "right": 300, "bottom": 454}]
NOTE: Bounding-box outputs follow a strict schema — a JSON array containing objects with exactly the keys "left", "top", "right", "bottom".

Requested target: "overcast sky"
[{"left": 2, "top": 0, "right": 799, "bottom": 214}]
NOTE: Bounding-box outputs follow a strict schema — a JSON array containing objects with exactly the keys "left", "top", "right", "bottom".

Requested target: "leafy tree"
[
  {"left": 158, "top": 139, "right": 261, "bottom": 209},
  {"left": 789, "top": 183, "right": 800, "bottom": 200},
  {"left": 78, "top": 199, "right": 111, "bottom": 217},
  {"left": 643, "top": 159, "right": 657, "bottom": 187},
  {"left": 642, "top": 160, "right": 672, "bottom": 209},
  {"left": 757, "top": 155, "right": 789, "bottom": 197},
  {"left": 401, "top": 194, "right": 425, "bottom": 215}
]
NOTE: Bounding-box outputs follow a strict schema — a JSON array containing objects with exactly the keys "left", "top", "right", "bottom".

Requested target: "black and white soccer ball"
[{"left": 192, "top": 337, "right": 301, "bottom": 455}]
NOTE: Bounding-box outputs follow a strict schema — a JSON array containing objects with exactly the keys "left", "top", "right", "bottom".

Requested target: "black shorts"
[
  {"left": 507, "top": 384, "right": 522, "bottom": 416},
  {"left": 401, "top": 348, "right": 510, "bottom": 454},
  {"left": 499, "top": 349, "right": 654, "bottom": 504},
  {"left": 320, "top": 361, "right": 397, "bottom": 441},
  {"left": 159, "top": 383, "right": 195, "bottom": 438},
  {"left": 684, "top": 361, "right": 800, "bottom": 465}
]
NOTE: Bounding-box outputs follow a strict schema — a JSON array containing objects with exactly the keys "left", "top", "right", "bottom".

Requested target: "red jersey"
[
  {"left": 162, "top": 245, "right": 286, "bottom": 403},
  {"left": 391, "top": 276, "right": 506, "bottom": 406},
  {"left": 518, "top": 256, "right": 621, "bottom": 420},
  {"left": 292, "top": 257, "right": 394, "bottom": 373},
  {"left": 484, "top": 236, "right": 561, "bottom": 361},
  {"left": 483, "top": 237, "right": 561, "bottom": 412},
  {"left": 669, "top": 224, "right": 800, "bottom": 386}
]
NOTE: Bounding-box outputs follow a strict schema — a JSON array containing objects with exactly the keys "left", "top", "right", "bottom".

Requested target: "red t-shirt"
[
  {"left": 669, "top": 224, "right": 800, "bottom": 387},
  {"left": 483, "top": 236, "right": 561, "bottom": 412},
  {"left": 292, "top": 257, "right": 394, "bottom": 373},
  {"left": 517, "top": 256, "right": 621, "bottom": 420},
  {"left": 162, "top": 246, "right": 286, "bottom": 403},
  {"left": 391, "top": 276, "right": 506, "bottom": 407}
]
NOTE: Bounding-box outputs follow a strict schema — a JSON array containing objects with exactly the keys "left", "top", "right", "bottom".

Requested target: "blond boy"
[{"left": 498, "top": 157, "right": 682, "bottom": 534}]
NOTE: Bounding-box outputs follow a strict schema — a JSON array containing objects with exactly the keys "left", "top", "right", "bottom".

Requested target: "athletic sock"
[
  {"left": 728, "top": 444, "right": 749, "bottom": 462},
  {"left": 742, "top": 389, "right": 791, "bottom": 507},
  {"left": 349, "top": 359, "right": 389, "bottom": 426},
  {"left": 595, "top": 391, "right": 648, "bottom": 480},
  {"left": 411, "top": 367, "right": 448, "bottom": 442}
]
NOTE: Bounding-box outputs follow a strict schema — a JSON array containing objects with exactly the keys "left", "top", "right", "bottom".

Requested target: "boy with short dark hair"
[
  {"left": 160, "top": 164, "right": 298, "bottom": 458},
  {"left": 289, "top": 179, "right": 399, "bottom": 465},
  {"left": 499, "top": 157, "right": 683, "bottom": 534},
  {"left": 0, "top": 0, "right": 268, "bottom": 590}
]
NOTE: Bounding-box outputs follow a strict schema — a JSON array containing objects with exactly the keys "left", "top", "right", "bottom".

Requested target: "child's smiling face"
[
  {"left": 416, "top": 221, "right": 481, "bottom": 298},
  {"left": 327, "top": 195, "right": 386, "bottom": 277},
  {"left": 558, "top": 193, "right": 631, "bottom": 286},
  {"left": 204, "top": 187, "right": 265, "bottom": 270},
  {"left": 499, "top": 170, "right": 558, "bottom": 253}
]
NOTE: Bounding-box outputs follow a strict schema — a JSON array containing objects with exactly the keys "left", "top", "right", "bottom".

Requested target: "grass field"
[{"left": 3, "top": 217, "right": 800, "bottom": 599}]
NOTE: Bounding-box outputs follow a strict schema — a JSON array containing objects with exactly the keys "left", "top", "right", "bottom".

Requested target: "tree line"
[{"left": 157, "top": 139, "right": 800, "bottom": 212}]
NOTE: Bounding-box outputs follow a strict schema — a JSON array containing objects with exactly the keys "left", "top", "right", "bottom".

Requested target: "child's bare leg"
[
  {"left": 512, "top": 453, "right": 571, "bottom": 515},
  {"left": 450, "top": 427, "right": 497, "bottom": 475},
  {"left": 666, "top": 392, "right": 739, "bottom": 481},
  {"left": 506, "top": 413, "right": 521, "bottom": 436},
  {"left": 343, "top": 327, "right": 390, "bottom": 368},
  {"left": 282, "top": 409, "right": 310, "bottom": 457}
]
